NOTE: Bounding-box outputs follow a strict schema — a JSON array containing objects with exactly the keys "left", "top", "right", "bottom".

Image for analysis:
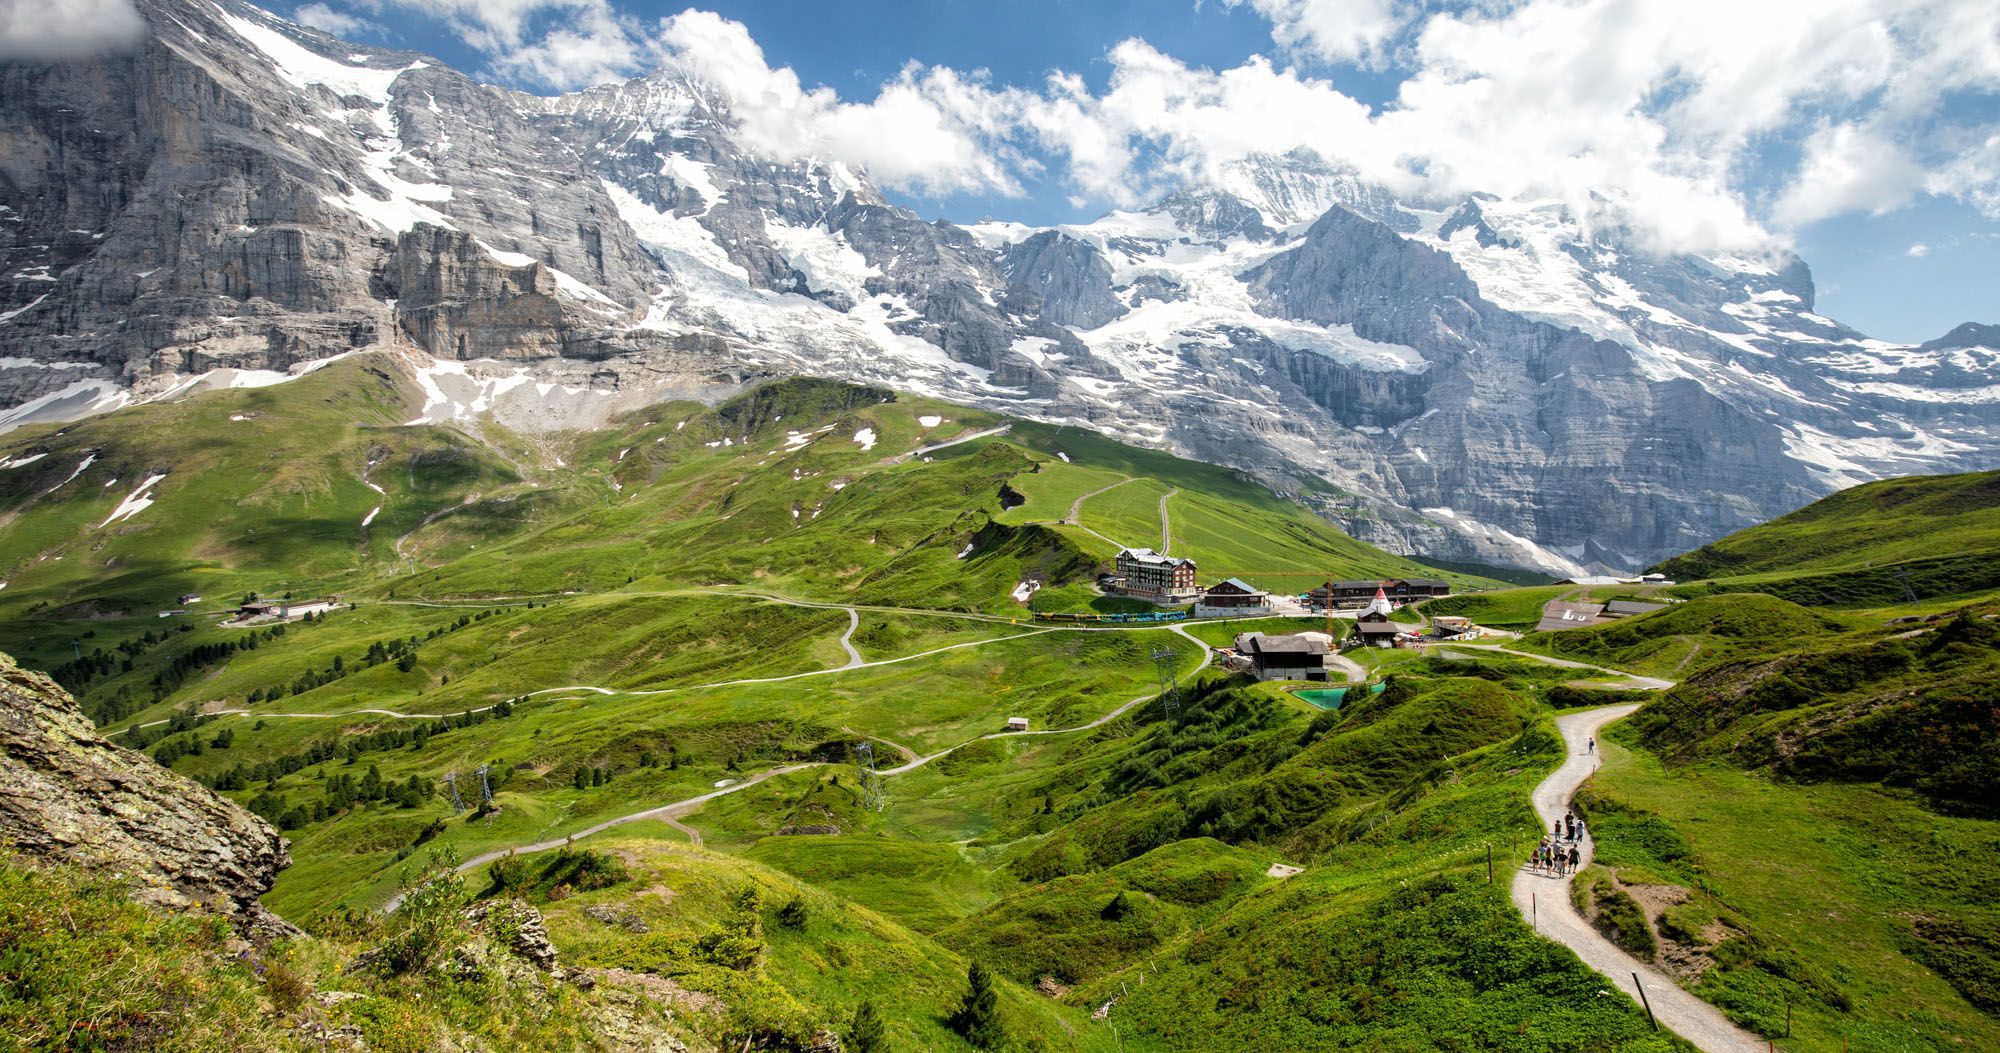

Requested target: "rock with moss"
[{"left": 0, "top": 651, "right": 292, "bottom": 937}]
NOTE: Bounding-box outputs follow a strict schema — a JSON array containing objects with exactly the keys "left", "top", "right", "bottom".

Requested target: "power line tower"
[
  {"left": 475, "top": 764, "right": 493, "bottom": 808},
  {"left": 1151, "top": 648, "right": 1182, "bottom": 721},
  {"left": 853, "top": 742, "right": 886, "bottom": 812},
  {"left": 1893, "top": 568, "right": 1919, "bottom": 605},
  {"left": 445, "top": 771, "right": 466, "bottom": 812}
]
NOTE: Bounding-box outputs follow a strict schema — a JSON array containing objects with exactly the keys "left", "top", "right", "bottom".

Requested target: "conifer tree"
[
  {"left": 848, "top": 1000, "right": 886, "bottom": 1053},
  {"left": 949, "top": 961, "right": 1004, "bottom": 1048}
]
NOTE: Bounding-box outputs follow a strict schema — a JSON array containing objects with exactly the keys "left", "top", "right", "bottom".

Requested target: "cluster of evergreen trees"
[
  {"left": 67, "top": 603, "right": 512, "bottom": 730},
  {"left": 198, "top": 700, "right": 516, "bottom": 792},
  {"left": 263, "top": 607, "right": 500, "bottom": 700},
  {"left": 248, "top": 764, "right": 436, "bottom": 829}
]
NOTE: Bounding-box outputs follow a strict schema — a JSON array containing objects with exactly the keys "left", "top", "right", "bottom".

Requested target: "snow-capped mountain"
[{"left": 2, "top": 0, "right": 1995, "bottom": 574}]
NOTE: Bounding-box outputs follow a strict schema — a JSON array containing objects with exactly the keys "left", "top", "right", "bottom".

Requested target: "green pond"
[{"left": 1294, "top": 682, "right": 1386, "bottom": 710}]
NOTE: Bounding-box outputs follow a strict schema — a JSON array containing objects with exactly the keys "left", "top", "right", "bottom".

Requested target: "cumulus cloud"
[
  {"left": 1773, "top": 121, "right": 1925, "bottom": 226},
  {"left": 0, "top": 0, "right": 146, "bottom": 60},
  {"left": 292, "top": 2, "right": 382, "bottom": 38},
  {"left": 331, "top": 0, "right": 2000, "bottom": 254},
  {"left": 1907, "top": 243, "right": 1930, "bottom": 257},
  {"left": 1225, "top": 0, "right": 1409, "bottom": 67},
  {"left": 643, "top": 10, "right": 1030, "bottom": 197}
]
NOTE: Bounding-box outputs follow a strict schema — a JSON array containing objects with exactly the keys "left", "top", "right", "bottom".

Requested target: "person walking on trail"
[
  {"left": 1567, "top": 845, "right": 1581, "bottom": 872},
  {"left": 1588, "top": 736, "right": 1596, "bottom": 754}
]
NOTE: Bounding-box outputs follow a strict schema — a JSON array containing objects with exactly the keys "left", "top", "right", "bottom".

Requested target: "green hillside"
[
  {"left": 1514, "top": 593, "right": 1849, "bottom": 677},
  {"left": 1653, "top": 467, "right": 2000, "bottom": 605},
  {"left": 8, "top": 354, "right": 1995, "bottom": 1052}
]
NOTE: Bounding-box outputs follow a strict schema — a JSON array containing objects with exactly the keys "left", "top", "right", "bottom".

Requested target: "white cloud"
[
  {"left": 1225, "top": 0, "right": 1409, "bottom": 67},
  {"left": 1774, "top": 121, "right": 1924, "bottom": 226},
  {"left": 337, "top": 0, "right": 2000, "bottom": 254},
  {"left": 0, "top": 0, "right": 146, "bottom": 60},
  {"left": 1925, "top": 130, "right": 2000, "bottom": 219},
  {"left": 292, "top": 2, "right": 381, "bottom": 38},
  {"left": 1907, "top": 242, "right": 1930, "bottom": 257},
  {"left": 644, "top": 10, "right": 1029, "bottom": 197},
  {"left": 486, "top": 1, "right": 642, "bottom": 88}
]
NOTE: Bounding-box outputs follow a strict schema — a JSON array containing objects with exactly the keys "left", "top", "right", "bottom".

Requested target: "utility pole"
[
  {"left": 476, "top": 764, "right": 493, "bottom": 807},
  {"left": 1150, "top": 648, "right": 1181, "bottom": 720},
  {"left": 854, "top": 742, "right": 885, "bottom": 812},
  {"left": 445, "top": 771, "right": 465, "bottom": 812}
]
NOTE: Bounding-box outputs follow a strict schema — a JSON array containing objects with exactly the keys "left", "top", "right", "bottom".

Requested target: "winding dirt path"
[
  {"left": 383, "top": 625, "right": 1216, "bottom": 911},
  {"left": 1439, "top": 643, "right": 1675, "bottom": 691},
  {"left": 836, "top": 607, "right": 863, "bottom": 668},
  {"left": 1514, "top": 706, "right": 1765, "bottom": 1053},
  {"left": 1062, "top": 477, "right": 1136, "bottom": 525},
  {"left": 1158, "top": 488, "right": 1179, "bottom": 554},
  {"left": 898, "top": 424, "right": 1011, "bottom": 462}
]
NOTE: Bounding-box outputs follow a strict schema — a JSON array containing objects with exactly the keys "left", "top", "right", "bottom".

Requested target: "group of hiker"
[{"left": 1534, "top": 810, "right": 1586, "bottom": 875}]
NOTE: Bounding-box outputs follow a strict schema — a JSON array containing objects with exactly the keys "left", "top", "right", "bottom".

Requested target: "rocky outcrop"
[
  {"left": 999, "top": 231, "right": 1124, "bottom": 329},
  {"left": 0, "top": 651, "right": 292, "bottom": 936}
]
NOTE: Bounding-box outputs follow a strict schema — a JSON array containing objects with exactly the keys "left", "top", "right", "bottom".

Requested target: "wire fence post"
[{"left": 1632, "top": 973, "right": 1658, "bottom": 1032}]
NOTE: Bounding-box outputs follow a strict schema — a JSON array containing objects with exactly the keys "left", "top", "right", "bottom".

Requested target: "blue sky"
[{"left": 291, "top": 0, "right": 1999, "bottom": 343}]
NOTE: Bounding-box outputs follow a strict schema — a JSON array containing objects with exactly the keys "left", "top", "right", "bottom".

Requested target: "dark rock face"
[
  {"left": 999, "top": 232, "right": 1124, "bottom": 329},
  {"left": 0, "top": 651, "right": 292, "bottom": 937}
]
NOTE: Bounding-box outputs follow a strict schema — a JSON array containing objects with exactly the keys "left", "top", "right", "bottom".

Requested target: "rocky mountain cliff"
[
  {"left": 0, "top": 651, "right": 291, "bottom": 936},
  {"left": 2, "top": 0, "right": 1995, "bottom": 574}
]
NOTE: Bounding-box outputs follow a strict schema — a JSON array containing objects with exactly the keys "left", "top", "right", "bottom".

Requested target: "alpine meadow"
[{"left": 1, "top": 1, "right": 1997, "bottom": 1051}]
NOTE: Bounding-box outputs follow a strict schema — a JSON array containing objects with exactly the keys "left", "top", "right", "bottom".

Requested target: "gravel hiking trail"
[{"left": 1514, "top": 705, "right": 1766, "bottom": 1053}]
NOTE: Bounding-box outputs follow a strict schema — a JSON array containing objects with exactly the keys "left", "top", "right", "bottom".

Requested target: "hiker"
[
  {"left": 1567, "top": 845, "right": 1581, "bottom": 872},
  {"left": 1588, "top": 737, "right": 1596, "bottom": 754}
]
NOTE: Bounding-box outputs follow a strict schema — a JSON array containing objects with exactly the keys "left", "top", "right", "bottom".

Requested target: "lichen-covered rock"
[{"left": 0, "top": 651, "right": 292, "bottom": 937}]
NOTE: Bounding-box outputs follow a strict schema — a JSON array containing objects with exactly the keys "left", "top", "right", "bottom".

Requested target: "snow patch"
[
  {"left": 918, "top": 415, "right": 942, "bottom": 428},
  {"left": 0, "top": 380, "right": 131, "bottom": 434},
  {"left": 1422, "top": 505, "right": 1597, "bottom": 578},
  {"left": 852, "top": 427, "right": 876, "bottom": 451},
  {"left": 0, "top": 452, "right": 46, "bottom": 469},
  {"left": 46, "top": 453, "right": 94, "bottom": 491},
  {"left": 100, "top": 473, "right": 167, "bottom": 527},
  {"left": 219, "top": 11, "right": 420, "bottom": 103},
  {"left": 662, "top": 156, "right": 723, "bottom": 212},
  {"left": 405, "top": 359, "right": 535, "bottom": 424},
  {"left": 0, "top": 293, "right": 49, "bottom": 324},
  {"left": 1010, "top": 580, "right": 1042, "bottom": 603},
  {"left": 361, "top": 506, "right": 381, "bottom": 527},
  {"left": 764, "top": 218, "right": 879, "bottom": 302}
]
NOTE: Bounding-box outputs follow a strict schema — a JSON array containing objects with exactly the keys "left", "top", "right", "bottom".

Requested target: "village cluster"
[
  {"left": 1101, "top": 547, "right": 1480, "bottom": 683},
  {"left": 156, "top": 593, "right": 346, "bottom": 624}
]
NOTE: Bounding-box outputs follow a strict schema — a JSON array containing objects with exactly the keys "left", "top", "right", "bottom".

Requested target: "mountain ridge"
[{"left": 2, "top": 0, "right": 1995, "bottom": 575}]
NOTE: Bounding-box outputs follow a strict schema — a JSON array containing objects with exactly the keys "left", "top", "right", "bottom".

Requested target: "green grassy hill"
[
  {"left": 1653, "top": 467, "right": 2000, "bottom": 605},
  {"left": 1514, "top": 576, "right": 2000, "bottom": 1048},
  {"left": 10, "top": 355, "right": 1995, "bottom": 1052},
  {"left": 1514, "top": 593, "right": 1849, "bottom": 677}
]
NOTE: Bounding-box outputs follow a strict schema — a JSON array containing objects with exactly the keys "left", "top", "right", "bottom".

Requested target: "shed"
[
  {"left": 1005, "top": 717, "right": 1031, "bottom": 732},
  {"left": 1234, "top": 631, "right": 1331, "bottom": 681}
]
